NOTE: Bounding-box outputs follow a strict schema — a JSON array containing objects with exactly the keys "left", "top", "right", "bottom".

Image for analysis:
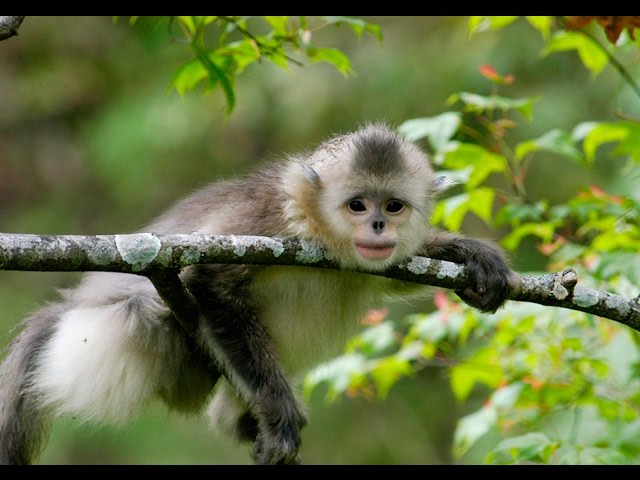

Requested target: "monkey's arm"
[
  {"left": 183, "top": 264, "right": 306, "bottom": 465},
  {"left": 419, "top": 231, "right": 515, "bottom": 313}
]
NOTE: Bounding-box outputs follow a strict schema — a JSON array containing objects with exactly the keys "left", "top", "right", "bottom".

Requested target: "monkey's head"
[{"left": 283, "top": 123, "right": 441, "bottom": 271}]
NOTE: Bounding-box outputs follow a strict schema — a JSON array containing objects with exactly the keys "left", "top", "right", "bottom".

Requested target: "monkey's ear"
[
  {"left": 432, "top": 175, "right": 459, "bottom": 193},
  {"left": 301, "top": 164, "right": 321, "bottom": 186}
]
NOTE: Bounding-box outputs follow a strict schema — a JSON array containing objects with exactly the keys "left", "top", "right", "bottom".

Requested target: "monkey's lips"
[{"left": 355, "top": 242, "right": 395, "bottom": 260}]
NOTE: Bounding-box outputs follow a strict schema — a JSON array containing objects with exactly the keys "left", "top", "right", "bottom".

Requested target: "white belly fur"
[
  {"left": 207, "top": 266, "right": 398, "bottom": 434},
  {"left": 251, "top": 266, "right": 398, "bottom": 377}
]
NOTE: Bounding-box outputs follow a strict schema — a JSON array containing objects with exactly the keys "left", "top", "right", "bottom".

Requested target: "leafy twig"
[{"left": 217, "top": 16, "right": 305, "bottom": 67}]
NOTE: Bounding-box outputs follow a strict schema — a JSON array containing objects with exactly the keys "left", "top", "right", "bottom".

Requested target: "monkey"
[{"left": 0, "top": 123, "right": 516, "bottom": 465}]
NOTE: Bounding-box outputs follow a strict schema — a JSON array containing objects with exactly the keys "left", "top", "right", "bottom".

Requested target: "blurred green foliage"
[{"left": 1, "top": 16, "right": 640, "bottom": 464}]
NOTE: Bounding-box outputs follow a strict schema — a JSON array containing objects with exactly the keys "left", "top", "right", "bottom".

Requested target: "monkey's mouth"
[{"left": 355, "top": 242, "right": 396, "bottom": 260}]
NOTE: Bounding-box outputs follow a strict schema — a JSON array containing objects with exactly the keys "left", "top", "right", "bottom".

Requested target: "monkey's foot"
[{"left": 251, "top": 428, "right": 302, "bottom": 465}]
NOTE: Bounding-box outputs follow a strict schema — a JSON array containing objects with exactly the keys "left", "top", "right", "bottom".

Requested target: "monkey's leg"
[
  {"left": 207, "top": 379, "right": 259, "bottom": 443},
  {"left": 185, "top": 265, "right": 307, "bottom": 465},
  {"left": 421, "top": 231, "right": 515, "bottom": 313}
]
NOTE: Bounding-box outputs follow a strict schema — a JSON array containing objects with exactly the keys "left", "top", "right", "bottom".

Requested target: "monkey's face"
[
  {"left": 330, "top": 189, "right": 430, "bottom": 272},
  {"left": 344, "top": 195, "right": 409, "bottom": 259},
  {"left": 281, "top": 125, "right": 436, "bottom": 271},
  {"left": 302, "top": 156, "right": 434, "bottom": 272}
]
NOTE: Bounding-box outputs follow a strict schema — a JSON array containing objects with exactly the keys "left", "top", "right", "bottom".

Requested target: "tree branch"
[
  {"left": 0, "top": 16, "right": 24, "bottom": 41},
  {"left": 0, "top": 232, "right": 639, "bottom": 332}
]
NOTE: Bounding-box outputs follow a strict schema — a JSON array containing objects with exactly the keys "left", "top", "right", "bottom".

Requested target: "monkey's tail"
[{"left": 0, "top": 304, "right": 64, "bottom": 465}]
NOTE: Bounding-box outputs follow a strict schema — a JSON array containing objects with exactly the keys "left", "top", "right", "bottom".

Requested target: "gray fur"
[{"left": 352, "top": 124, "right": 404, "bottom": 177}]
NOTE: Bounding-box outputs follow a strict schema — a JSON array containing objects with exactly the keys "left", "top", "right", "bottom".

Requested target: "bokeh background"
[{"left": 0, "top": 16, "right": 635, "bottom": 464}]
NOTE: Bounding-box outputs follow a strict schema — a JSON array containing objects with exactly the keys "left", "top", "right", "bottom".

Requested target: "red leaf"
[
  {"left": 361, "top": 307, "right": 389, "bottom": 326},
  {"left": 479, "top": 64, "right": 498, "bottom": 80},
  {"left": 434, "top": 290, "right": 449, "bottom": 311}
]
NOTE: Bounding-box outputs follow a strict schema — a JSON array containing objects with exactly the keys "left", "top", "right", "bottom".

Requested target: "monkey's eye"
[
  {"left": 385, "top": 200, "right": 405, "bottom": 214},
  {"left": 348, "top": 200, "right": 367, "bottom": 213}
]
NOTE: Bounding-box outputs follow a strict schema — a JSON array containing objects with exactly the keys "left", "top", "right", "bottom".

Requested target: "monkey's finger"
[
  {"left": 455, "top": 287, "right": 483, "bottom": 305},
  {"left": 471, "top": 267, "right": 488, "bottom": 295}
]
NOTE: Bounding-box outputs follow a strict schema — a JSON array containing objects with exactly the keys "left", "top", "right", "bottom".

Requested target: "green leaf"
[
  {"left": 495, "top": 201, "right": 547, "bottom": 227},
  {"left": 487, "top": 433, "right": 556, "bottom": 464},
  {"left": 595, "top": 251, "right": 640, "bottom": 284},
  {"left": 192, "top": 45, "right": 236, "bottom": 114},
  {"left": 583, "top": 123, "right": 629, "bottom": 162},
  {"left": 451, "top": 347, "right": 503, "bottom": 402},
  {"left": 515, "top": 129, "right": 584, "bottom": 163},
  {"left": 557, "top": 446, "right": 629, "bottom": 465},
  {"left": 468, "top": 16, "right": 519, "bottom": 36},
  {"left": 264, "top": 16, "right": 289, "bottom": 35},
  {"left": 551, "top": 242, "right": 587, "bottom": 265},
  {"left": 348, "top": 321, "right": 397, "bottom": 356},
  {"left": 541, "top": 31, "right": 609, "bottom": 75},
  {"left": 608, "top": 121, "right": 640, "bottom": 163},
  {"left": 591, "top": 229, "right": 640, "bottom": 252},
  {"left": 306, "top": 46, "right": 353, "bottom": 76},
  {"left": 396, "top": 340, "right": 429, "bottom": 362},
  {"left": 614, "top": 419, "right": 640, "bottom": 450},
  {"left": 433, "top": 193, "right": 470, "bottom": 231},
  {"left": 468, "top": 187, "right": 496, "bottom": 225},
  {"left": 177, "top": 16, "right": 197, "bottom": 36},
  {"left": 442, "top": 143, "right": 507, "bottom": 188},
  {"left": 453, "top": 406, "right": 498, "bottom": 458},
  {"left": 447, "top": 92, "right": 538, "bottom": 121},
  {"left": 490, "top": 383, "right": 523, "bottom": 410},
  {"left": 169, "top": 58, "right": 208, "bottom": 96},
  {"left": 220, "top": 16, "right": 249, "bottom": 39},
  {"left": 433, "top": 186, "right": 496, "bottom": 230},
  {"left": 525, "top": 16, "right": 551, "bottom": 39},
  {"left": 600, "top": 329, "right": 640, "bottom": 383},
  {"left": 397, "top": 112, "right": 461, "bottom": 150},
  {"left": 363, "top": 22, "right": 384, "bottom": 43},
  {"left": 322, "top": 16, "right": 383, "bottom": 42},
  {"left": 303, "top": 353, "right": 367, "bottom": 402},
  {"left": 193, "top": 16, "right": 217, "bottom": 29},
  {"left": 219, "top": 39, "right": 261, "bottom": 73},
  {"left": 501, "top": 222, "right": 555, "bottom": 251},
  {"left": 370, "top": 357, "right": 413, "bottom": 398},
  {"left": 407, "top": 312, "right": 448, "bottom": 343},
  {"left": 571, "top": 121, "right": 600, "bottom": 141},
  {"left": 323, "top": 16, "right": 365, "bottom": 36},
  {"left": 263, "top": 48, "right": 289, "bottom": 69}
]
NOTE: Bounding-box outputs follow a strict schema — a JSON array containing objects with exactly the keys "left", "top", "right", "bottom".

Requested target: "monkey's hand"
[
  {"left": 252, "top": 396, "right": 308, "bottom": 465},
  {"left": 455, "top": 243, "right": 514, "bottom": 313},
  {"left": 422, "top": 234, "right": 514, "bottom": 313}
]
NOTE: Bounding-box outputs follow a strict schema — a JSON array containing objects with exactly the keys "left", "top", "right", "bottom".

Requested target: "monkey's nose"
[{"left": 372, "top": 220, "right": 385, "bottom": 234}]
